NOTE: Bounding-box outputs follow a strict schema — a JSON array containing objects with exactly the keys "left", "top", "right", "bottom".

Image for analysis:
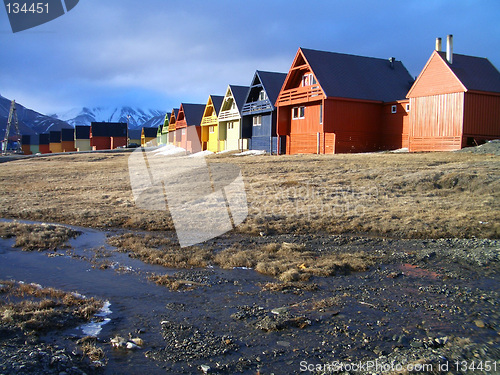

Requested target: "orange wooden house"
[
  {"left": 167, "top": 108, "right": 179, "bottom": 145},
  {"left": 276, "top": 48, "right": 414, "bottom": 154},
  {"left": 407, "top": 35, "right": 500, "bottom": 152},
  {"left": 175, "top": 103, "right": 206, "bottom": 153}
]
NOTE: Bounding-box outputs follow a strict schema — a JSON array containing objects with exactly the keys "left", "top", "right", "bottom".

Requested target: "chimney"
[
  {"left": 435, "top": 37, "right": 442, "bottom": 51},
  {"left": 389, "top": 57, "right": 395, "bottom": 69},
  {"left": 446, "top": 34, "right": 453, "bottom": 64}
]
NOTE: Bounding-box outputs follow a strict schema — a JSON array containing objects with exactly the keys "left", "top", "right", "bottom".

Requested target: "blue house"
[{"left": 241, "top": 70, "right": 287, "bottom": 154}]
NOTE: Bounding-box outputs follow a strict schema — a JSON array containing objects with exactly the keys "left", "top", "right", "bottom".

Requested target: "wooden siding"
[
  {"left": 39, "top": 144, "right": 51, "bottom": 154},
  {"left": 29, "top": 145, "right": 40, "bottom": 154},
  {"left": 381, "top": 101, "right": 409, "bottom": 149},
  {"left": 408, "top": 92, "right": 464, "bottom": 152},
  {"left": 61, "top": 141, "right": 76, "bottom": 152},
  {"left": 463, "top": 92, "right": 500, "bottom": 138},
  {"left": 21, "top": 144, "right": 32, "bottom": 155},
  {"left": 407, "top": 51, "right": 465, "bottom": 97},
  {"left": 91, "top": 137, "right": 111, "bottom": 150},
  {"left": 276, "top": 85, "right": 325, "bottom": 107},
  {"left": 75, "top": 139, "right": 91, "bottom": 152},
  {"left": 111, "top": 137, "right": 127, "bottom": 149},
  {"left": 49, "top": 143, "right": 62, "bottom": 153}
]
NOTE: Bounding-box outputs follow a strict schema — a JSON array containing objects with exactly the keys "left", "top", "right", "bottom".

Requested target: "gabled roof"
[
  {"left": 61, "top": 128, "right": 74, "bottom": 141},
  {"left": 49, "top": 131, "right": 61, "bottom": 143},
  {"left": 228, "top": 85, "right": 250, "bottom": 112},
  {"left": 291, "top": 48, "right": 413, "bottom": 102},
  {"left": 180, "top": 103, "right": 206, "bottom": 126},
  {"left": 255, "top": 71, "right": 287, "bottom": 106},
  {"left": 436, "top": 51, "right": 500, "bottom": 93},
  {"left": 91, "top": 122, "right": 128, "bottom": 137},
  {"left": 210, "top": 95, "right": 224, "bottom": 115},
  {"left": 128, "top": 129, "right": 141, "bottom": 140},
  {"left": 75, "top": 125, "right": 90, "bottom": 139},
  {"left": 142, "top": 127, "right": 157, "bottom": 138}
]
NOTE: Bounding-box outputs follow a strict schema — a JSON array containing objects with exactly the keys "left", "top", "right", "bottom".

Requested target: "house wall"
[
  {"left": 21, "top": 145, "right": 32, "bottom": 155},
  {"left": 381, "top": 100, "right": 410, "bottom": 150},
  {"left": 39, "top": 144, "right": 51, "bottom": 154},
  {"left": 75, "top": 139, "right": 91, "bottom": 152},
  {"left": 49, "top": 142, "right": 63, "bottom": 153},
  {"left": 223, "top": 119, "right": 247, "bottom": 151},
  {"left": 247, "top": 112, "right": 277, "bottom": 153},
  {"left": 408, "top": 92, "right": 464, "bottom": 152},
  {"left": 184, "top": 126, "right": 202, "bottom": 153},
  {"left": 463, "top": 92, "right": 500, "bottom": 141},
  {"left": 111, "top": 137, "right": 127, "bottom": 149},
  {"left": 30, "top": 145, "right": 40, "bottom": 154},
  {"left": 92, "top": 136, "right": 111, "bottom": 150},
  {"left": 61, "top": 141, "right": 76, "bottom": 152},
  {"left": 141, "top": 136, "right": 155, "bottom": 147},
  {"left": 207, "top": 125, "right": 218, "bottom": 152}
]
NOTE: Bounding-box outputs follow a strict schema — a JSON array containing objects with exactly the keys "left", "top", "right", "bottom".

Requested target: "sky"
[{"left": 0, "top": 0, "right": 499, "bottom": 116}]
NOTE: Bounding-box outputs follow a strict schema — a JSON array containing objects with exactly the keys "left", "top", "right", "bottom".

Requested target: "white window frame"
[
  {"left": 292, "top": 106, "right": 305, "bottom": 120},
  {"left": 228, "top": 122, "right": 234, "bottom": 130},
  {"left": 253, "top": 115, "right": 262, "bottom": 126},
  {"left": 319, "top": 103, "right": 323, "bottom": 124},
  {"left": 181, "top": 128, "right": 186, "bottom": 135},
  {"left": 406, "top": 103, "right": 410, "bottom": 112},
  {"left": 391, "top": 105, "right": 397, "bottom": 114},
  {"left": 258, "top": 90, "right": 266, "bottom": 101},
  {"left": 209, "top": 126, "right": 215, "bottom": 133},
  {"left": 302, "top": 73, "right": 317, "bottom": 87}
]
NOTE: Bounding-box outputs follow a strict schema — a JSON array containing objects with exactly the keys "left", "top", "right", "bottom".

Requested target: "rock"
[
  {"left": 410, "top": 340, "right": 423, "bottom": 348},
  {"left": 129, "top": 337, "right": 144, "bottom": 347},
  {"left": 126, "top": 342, "right": 139, "bottom": 350},
  {"left": 110, "top": 336, "right": 127, "bottom": 348},
  {"left": 271, "top": 307, "right": 288, "bottom": 315},
  {"left": 474, "top": 319, "right": 486, "bottom": 328},
  {"left": 200, "top": 364, "right": 211, "bottom": 373}
]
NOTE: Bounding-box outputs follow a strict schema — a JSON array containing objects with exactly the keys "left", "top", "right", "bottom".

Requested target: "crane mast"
[{"left": 2, "top": 100, "right": 22, "bottom": 155}]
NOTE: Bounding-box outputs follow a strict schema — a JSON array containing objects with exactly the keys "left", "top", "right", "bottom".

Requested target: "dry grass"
[
  {"left": 0, "top": 280, "right": 103, "bottom": 332},
  {"left": 148, "top": 274, "right": 206, "bottom": 291},
  {"left": 215, "top": 242, "right": 373, "bottom": 280},
  {"left": 0, "top": 221, "right": 80, "bottom": 251},
  {"left": 109, "top": 234, "right": 374, "bottom": 280},
  {"left": 108, "top": 233, "right": 212, "bottom": 268},
  {"left": 0, "top": 151, "right": 498, "bottom": 239},
  {"left": 78, "top": 336, "right": 107, "bottom": 364}
]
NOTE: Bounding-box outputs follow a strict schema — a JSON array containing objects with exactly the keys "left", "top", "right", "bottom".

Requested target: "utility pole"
[{"left": 2, "top": 100, "right": 22, "bottom": 155}]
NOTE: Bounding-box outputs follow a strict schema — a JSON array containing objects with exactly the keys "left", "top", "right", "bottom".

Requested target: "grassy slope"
[{"left": 0, "top": 151, "right": 498, "bottom": 239}]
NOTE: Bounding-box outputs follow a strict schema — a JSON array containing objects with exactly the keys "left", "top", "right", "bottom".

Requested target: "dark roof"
[
  {"left": 142, "top": 127, "right": 157, "bottom": 138},
  {"left": 39, "top": 133, "right": 50, "bottom": 145},
  {"left": 180, "top": 103, "right": 206, "bottom": 126},
  {"left": 128, "top": 129, "right": 141, "bottom": 139},
  {"left": 21, "top": 135, "right": 31, "bottom": 145},
  {"left": 91, "top": 122, "right": 127, "bottom": 137},
  {"left": 229, "top": 85, "right": 250, "bottom": 112},
  {"left": 300, "top": 48, "right": 414, "bottom": 102},
  {"left": 49, "top": 131, "right": 61, "bottom": 143},
  {"left": 256, "top": 71, "right": 287, "bottom": 105},
  {"left": 61, "top": 128, "right": 74, "bottom": 142},
  {"left": 210, "top": 95, "right": 224, "bottom": 115},
  {"left": 75, "top": 125, "right": 90, "bottom": 139},
  {"left": 172, "top": 108, "right": 179, "bottom": 119},
  {"left": 437, "top": 51, "right": 500, "bottom": 93}
]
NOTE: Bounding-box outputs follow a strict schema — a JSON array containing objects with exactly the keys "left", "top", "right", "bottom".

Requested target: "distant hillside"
[{"left": 0, "top": 95, "right": 72, "bottom": 135}]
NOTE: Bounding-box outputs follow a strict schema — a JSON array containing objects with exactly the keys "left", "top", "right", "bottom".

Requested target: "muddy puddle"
[{"left": 0, "top": 219, "right": 499, "bottom": 374}]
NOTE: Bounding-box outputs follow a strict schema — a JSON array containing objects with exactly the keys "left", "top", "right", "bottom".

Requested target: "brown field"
[{"left": 0, "top": 150, "right": 498, "bottom": 239}]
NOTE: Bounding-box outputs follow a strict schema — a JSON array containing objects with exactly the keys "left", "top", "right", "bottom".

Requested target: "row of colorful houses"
[
  {"left": 151, "top": 36, "right": 500, "bottom": 154},
  {"left": 19, "top": 36, "right": 500, "bottom": 156},
  {"left": 20, "top": 122, "right": 129, "bottom": 155}
]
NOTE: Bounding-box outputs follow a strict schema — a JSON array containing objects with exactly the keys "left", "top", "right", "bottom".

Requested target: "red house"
[
  {"left": 90, "top": 122, "right": 128, "bottom": 150},
  {"left": 407, "top": 35, "right": 500, "bottom": 152},
  {"left": 175, "top": 103, "right": 206, "bottom": 153},
  {"left": 276, "top": 48, "right": 414, "bottom": 154}
]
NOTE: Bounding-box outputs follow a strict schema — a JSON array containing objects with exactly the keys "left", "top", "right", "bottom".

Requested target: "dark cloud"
[{"left": 0, "top": 0, "right": 499, "bottom": 114}]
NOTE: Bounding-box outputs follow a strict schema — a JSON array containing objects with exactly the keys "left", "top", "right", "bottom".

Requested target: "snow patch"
[{"left": 234, "top": 150, "right": 267, "bottom": 156}]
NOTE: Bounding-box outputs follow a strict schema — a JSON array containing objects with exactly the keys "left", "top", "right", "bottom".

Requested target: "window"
[
  {"left": 319, "top": 103, "right": 323, "bottom": 124},
  {"left": 292, "top": 106, "right": 305, "bottom": 119},
  {"left": 253, "top": 115, "right": 262, "bottom": 126},
  {"left": 228, "top": 122, "right": 234, "bottom": 130},
  {"left": 406, "top": 103, "right": 410, "bottom": 112},
  {"left": 391, "top": 105, "right": 397, "bottom": 114},
  {"left": 302, "top": 73, "right": 317, "bottom": 87},
  {"left": 209, "top": 126, "right": 215, "bottom": 133},
  {"left": 181, "top": 128, "right": 186, "bottom": 135},
  {"left": 231, "top": 102, "right": 236, "bottom": 110}
]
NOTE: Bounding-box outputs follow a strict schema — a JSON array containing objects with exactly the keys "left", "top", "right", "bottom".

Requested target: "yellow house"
[
  {"left": 141, "top": 127, "right": 157, "bottom": 147},
  {"left": 218, "top": 85, "right": 250, "bottom": 152},
  {"left": 200, "top": 95, "right": 224, "bottom": 152},
  {"left": 168, "top": 109, "right": 179, "bottom": 146}
]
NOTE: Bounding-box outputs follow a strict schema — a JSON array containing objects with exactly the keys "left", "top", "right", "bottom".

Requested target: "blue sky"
[{"left": 0, "top": 0, "right": 499, "bottom": 115}]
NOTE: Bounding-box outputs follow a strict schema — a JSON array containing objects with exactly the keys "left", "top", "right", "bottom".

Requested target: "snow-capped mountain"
[
  {"left": 0, "top": 94, "right": 72, "bottom": 135},
  {"left": 53, "top": 106, "right": 167, "bottom": 129}
]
